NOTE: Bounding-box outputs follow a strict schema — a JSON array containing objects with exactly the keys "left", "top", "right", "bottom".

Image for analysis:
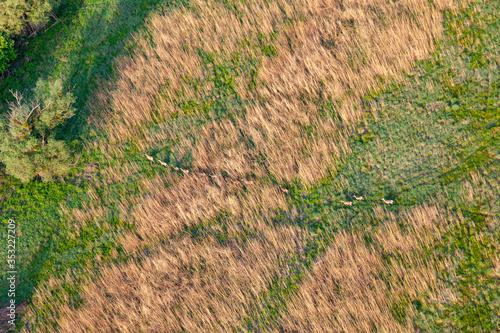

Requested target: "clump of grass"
[
  {"left": 0, "top": 0, "right": 185, "bottom": 315},
  {"left": 79, "top": 0, "right": 456, "bottom": 257},
  {"left": 418, "top": 169, "right": 500, "bottom": 332},
  {"left": 266, "top": 1, "right": 500, "bottom": 331}
]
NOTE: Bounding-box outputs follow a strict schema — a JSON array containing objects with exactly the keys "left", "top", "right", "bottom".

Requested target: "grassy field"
[
  {"left": 0, "top": 0, "right": 181, "bottom": 320},
  {"left": 264, "top": 3, "right": 500, "bottom": 329},
  {"left": 0, "top": 0, "right": 498, "bottom": 331}
]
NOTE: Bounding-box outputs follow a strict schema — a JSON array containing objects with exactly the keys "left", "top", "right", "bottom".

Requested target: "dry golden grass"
[
  {"left": 123, "top": 173, "right": 288, "bottom": 252},
  {"left": 24, "top": 0, "right": 463, "bottom": 330},
  {"left": 32, "top": 218, "right": 309, "bottom": 332},
  {"left": 92, "top": 0, "right": 454, "bottom": 184},
  {"left": 80, "top": 0, "right": 457, "bottom": 251},
  {"left": 276, "top": 204, "right": 453, "bottom": 332}
]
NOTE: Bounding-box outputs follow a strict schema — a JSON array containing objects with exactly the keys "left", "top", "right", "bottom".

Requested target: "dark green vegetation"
[
  {"left": 0, "top": 0, "right": 187, "bottom": 310},
  {"left": 0, "top": 0, "right": 498, "bottom": 331},
  {"left": 0, "top": 33, "right": 16, "bottom": 74},
  {"left": 0, "top": 0, "right": 63, "bottom": 74}
]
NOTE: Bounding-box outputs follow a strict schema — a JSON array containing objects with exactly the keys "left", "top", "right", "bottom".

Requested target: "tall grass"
[
  {"left": 84, "top": 0, "right": 456, "bottom": 250},
  {"left": 21, "top": 0, "right": 462, "bottom": 330},
  {"left": 276, "top": 204, "right": 452, "bottom": 332},
  {"left": 92, "top": 0, "right": 452, "bottom": 183},
  {"left": 33, "top": 215, "right": 310, "bottom": 332}
]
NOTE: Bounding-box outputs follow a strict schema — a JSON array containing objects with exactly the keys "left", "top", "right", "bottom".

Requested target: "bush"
[
  {"left": 0, "top": 78, "right": 75, "bottom": 182},
  {"left": 0, "top": 0, "right": 58, "bottom": 36},
  {"left": 0, "top": 32, "right": 16, "bottom": 74}
]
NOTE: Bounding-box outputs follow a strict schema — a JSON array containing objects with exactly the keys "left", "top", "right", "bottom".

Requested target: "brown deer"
[{"left": 279, "top": 185, "right": 289, "bottom": 194}]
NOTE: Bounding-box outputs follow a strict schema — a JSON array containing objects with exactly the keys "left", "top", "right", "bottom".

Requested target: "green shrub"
[
  {"left": 0, "top": 0, "right": 58, "bottom": 36},
  {"left": 0, "top": 78, "right": 75, "bottom": 182},
  {"left": 0, "top": 32, "right": 16, "bottom": 74}
]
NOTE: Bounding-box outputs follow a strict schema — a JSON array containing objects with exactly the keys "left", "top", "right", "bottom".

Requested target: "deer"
[
  {"left": 158, "top": 160, "right": 168, "bottom": 167},
  {"left": 381, "top": 198, "right": 394, "bottom": 204},
  {"left": 340, "top": 200, "right": 353, "bottom": 206},
  {"left": 353, "top": 195, "right": 364, "bottom": 200},
  {"left": 181, "top": 168, "right": 190, "bottom": 175},
  {"left": 279, "top": 185, "right": 289, "bottom": 194},
  {"left": 145, "top": 154, "right": 154, "bottom": 162},
  {"left": 173, "top": 166, "right": 180, "bottom": 171}
]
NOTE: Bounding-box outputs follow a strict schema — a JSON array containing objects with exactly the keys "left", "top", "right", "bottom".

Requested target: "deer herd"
[
  {"left": 341, "top": 196, "right": 394, "bottom": 206},
  {"left": 145, "top": 153, "right": 395, "bottom": 205},
  {"left": 144, "top": 153, "right": 254, "bottom": 186},
  {"left": 341, "top": 196, "right": 394, "bottom": 205}
]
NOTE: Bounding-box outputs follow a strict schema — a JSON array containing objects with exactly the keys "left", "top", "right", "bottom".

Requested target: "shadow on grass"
[
  {"left": 0, "top": 0, "right": 188, "bottom": 141},
  {"left": 0, "top": 0, "right": 188, "bottom": 307}
]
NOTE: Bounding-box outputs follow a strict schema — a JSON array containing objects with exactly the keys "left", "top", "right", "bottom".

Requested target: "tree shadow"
[
  {"left": 61, "top": 0, "right": 190, "bottom": 141},
  {"left": 0, "top": 0, "right": 188, "bottom": 141},
  {"left": 0, "top": 0, "right": 187, "bottom": 308}
]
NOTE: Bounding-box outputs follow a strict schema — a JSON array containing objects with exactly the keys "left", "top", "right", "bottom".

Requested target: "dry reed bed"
[
  {"left": 276, "top": 204, "right": 454, "bottom": 332},
  {"left": 83, "top": 0, "right": 455, "bottom": 250},
  {"left": 122, "top": 175, "right": 288, "bottom": 252},
  {"left": 24, "top": 0, "right": 460, "bottom": 330},
  {"left": 92, "top": 0, "right": 452, "bottom": 184},
  {"left": 60, "top": 166, "right": 288, "bottom": 253},
  {"left": 34, "top": 219, "right": 310, "bottom": 332}
]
